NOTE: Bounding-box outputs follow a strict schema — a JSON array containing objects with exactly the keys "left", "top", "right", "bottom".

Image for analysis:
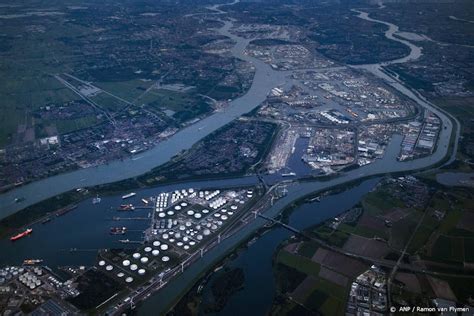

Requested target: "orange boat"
[{"left": 10, "top": 228, "right": 33, "bottom": 241}]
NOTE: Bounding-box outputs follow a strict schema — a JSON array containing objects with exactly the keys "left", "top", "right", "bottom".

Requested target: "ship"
[
  {"left": 14, "top": 197, "right": 25, "bottom": 203},
  {"left": 122, "top": 192, "right": 136, "bottom": 199},
  {"left": 10, "top": 228, "right": 33, "bottom": 241},
  {"left": 281, "top": 172, "right": 296, "bottom": 177},
  {"left": 92, "top": 194, "right": 101, "bottom": 204},
  {"left": 23, "top": 259, "right": 43, "bottom": 265},
  {"left": 118, "top": 204, "right": 135, "bottom": 211},
  {"left": 110, "top": 227, "right": 127, "bottom": 235}
]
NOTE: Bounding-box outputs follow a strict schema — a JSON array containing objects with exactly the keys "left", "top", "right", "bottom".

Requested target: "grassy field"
[
  {"left": 274, "top": 248, "right": 349, "bottom": 316},
  {"left": 95, "top": 79, "right": 153, "bottom": 102},
  {"left": 431, "top": 235, "right": 464, "bottom": 263},
  {"left": 297, "top": 241, "right": 319, "bottom": 258},
  {"left": 362, "top": 189, "right": 405, "bottom": 216},
  {"left": 312, "top": 225, "right": 350, "bottom": 247},
  {"left": 304, "top": 279, "right": 346, "bottom": 316},
  {"left": 277, "top": 250, "right": 321, "bottom": 277},
  {"left": 55, "top": 115, "right": 100, "bottom": 134},
  {"left": 0, "top": 14, "right": 86, "bottom": 147},
  {"left": 0, "top": 72, "right": 81, "bottom": 146},
  {"left": 434, "top": 96, "right": 474, "bottom": 120}
]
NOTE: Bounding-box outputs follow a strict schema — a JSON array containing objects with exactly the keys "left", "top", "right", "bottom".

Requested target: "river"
[
  {"left": 135, "top": 4, "right": 460, "bottom": 314},
  {"left": 0, "top": 1, "right": 461, "bottom": 314},
  {"left": 352, "top": 8, "right": 460, "bottom": 168},
  {"left": 0, "top": 21, "right": 285, "bottom": 220},
  {"left": 201, "top": 178, "right": 380, "bottom": 316},
  {"left": 137, "top": 178, "right": 380, "bottom": 315},
  {"left": 0, "top": 4, "right": 458, "bottom": 220}
]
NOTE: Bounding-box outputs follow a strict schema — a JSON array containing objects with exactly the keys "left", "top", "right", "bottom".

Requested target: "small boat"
[
  {"left": 92, "top": 194, "right": 101, "bottom": 204},
  {"left": 14, "top": 197, "right": 25, "bottom": 203},
  {"left": 23, "top": 259, "right": 43, "bottom": 265},
  {"left": 110, "top": 227, "right": 127, "bottom": 235},
  {"left": 118, "top": 204, "right": 135, "bottom": 211},
  {"left": 141, "top": 198, "right": 149, "bottom": 205}
]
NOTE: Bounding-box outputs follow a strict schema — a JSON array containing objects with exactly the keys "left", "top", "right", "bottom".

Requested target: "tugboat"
[{"left": 110, "top": 227, "right": 127, "bottom": 235}]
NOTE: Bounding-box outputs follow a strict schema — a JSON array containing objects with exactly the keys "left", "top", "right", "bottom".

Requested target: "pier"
[{"left": 111, "top": 217, "right": 150, "bottom": 221}]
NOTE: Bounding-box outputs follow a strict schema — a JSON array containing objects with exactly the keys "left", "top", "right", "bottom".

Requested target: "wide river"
[
  {"left": 0, "top": 1, "right": 460, "bottom": 315},
  {"left": 0, "top": 5, "right": 457, "bottom": 220},
  {"left": 136, "top": 5, "right": 459, "bottom": 314}
]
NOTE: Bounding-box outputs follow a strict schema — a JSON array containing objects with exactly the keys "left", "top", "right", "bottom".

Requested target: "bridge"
[{"left": 253, "top": 212, "right": 304, "bottom": 236}]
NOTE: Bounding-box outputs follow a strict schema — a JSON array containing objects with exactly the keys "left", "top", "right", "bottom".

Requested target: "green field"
[
  {"left": 0, "top": 72, "right": 81, "bottom": 146},
  {"left": 0, "top": 15, "right": 87, "bottom": 147},
  {"left": 431, "top": 235, "right": 465, "bottom": 263},
  {"left": 274, "top": 249, "right": 348, "bottom": 316},
  {"left": 55, "top": 115, "right": 100, "bottom": 134},
  {"left": 362, "top": 189, "right": 405, "bottom": 216},
  {"left": 297, "top": 242, "right": 319, "bottom": 258},
  {"left": 95, "top": 79, "right": 153, "bottom": 102},
  {"left": 277, "top": 250, "right": 321, "bottom": 277},
  {"left": 304, "top": 279, "right": 347, "bottom": 316}
]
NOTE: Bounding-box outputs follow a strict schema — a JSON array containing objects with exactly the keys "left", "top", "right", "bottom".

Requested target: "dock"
[{"left": 111, "top": 217, "right": 150, "bottom": 221}]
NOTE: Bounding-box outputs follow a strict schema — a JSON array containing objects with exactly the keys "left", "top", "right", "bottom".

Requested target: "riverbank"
[
  {"left": 145, "top": 5, "right": 463, "bottom": 315},
  {"left": 162, "top": 178, "right": 381, "bottom": 316}
]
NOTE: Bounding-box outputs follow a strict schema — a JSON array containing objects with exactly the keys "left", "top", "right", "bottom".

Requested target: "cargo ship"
[
  {"left": 122, "top": 192, "right": 136, "bottom": 200},
  {"left": 118, "top": 204, "right": 135, "bottom": 211},
  {"left": 110, "top": 227, "right": 127, "bottom": 235},
  {"left": 10, "top": 228, "right": 33, "bottom": 241},
  {"left": 23, "top": 259, "right": 43, "bottom": 265}
]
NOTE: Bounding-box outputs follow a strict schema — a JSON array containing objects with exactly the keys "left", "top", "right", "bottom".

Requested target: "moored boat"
[{"left": 110, "top": 227, "right": 127, "bottom": 235}]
